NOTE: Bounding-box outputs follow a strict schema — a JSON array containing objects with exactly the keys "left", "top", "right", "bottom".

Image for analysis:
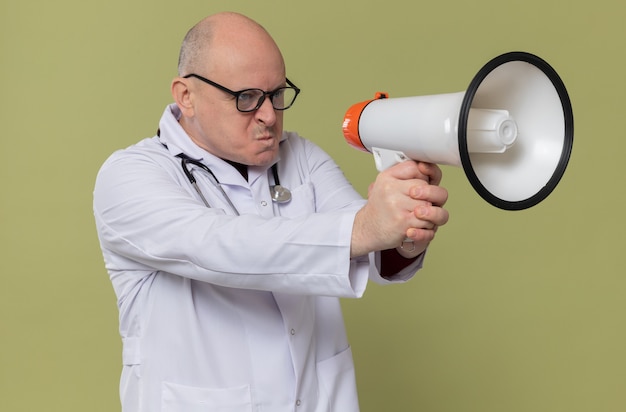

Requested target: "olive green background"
[{"left": 1, "top": 0, "right": 624, "bottom": 411}]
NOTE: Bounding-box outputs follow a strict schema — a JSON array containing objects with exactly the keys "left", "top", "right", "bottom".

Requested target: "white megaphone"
[{"left": 342, "top": 51, "right": 573, "bottom": 210}]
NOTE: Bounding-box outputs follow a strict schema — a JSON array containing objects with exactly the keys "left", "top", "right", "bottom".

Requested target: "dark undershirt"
[{"left": 224, "top": 159, "right": 248, "bottom": 180}]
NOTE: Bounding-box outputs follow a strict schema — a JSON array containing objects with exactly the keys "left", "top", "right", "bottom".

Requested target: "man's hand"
[{"left": 351, "top": 161, "right": 449, "bottom": 258}]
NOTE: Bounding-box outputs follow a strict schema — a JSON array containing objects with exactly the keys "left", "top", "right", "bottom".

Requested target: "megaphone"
[{"left": 342, "top": 51, "right": 573, "bottom": 210}]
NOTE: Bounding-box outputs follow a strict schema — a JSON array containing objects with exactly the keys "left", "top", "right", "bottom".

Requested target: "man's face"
[{"left": 178, "top": 32, "right": 287, "bottom": 167}]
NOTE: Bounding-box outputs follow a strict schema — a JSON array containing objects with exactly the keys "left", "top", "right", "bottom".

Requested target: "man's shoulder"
[
  {"left": 99, "top": 136, "right": 174, "bottom": 174},
  {"left": 107, "top": 136, "right": 165, "bottom": 159}
]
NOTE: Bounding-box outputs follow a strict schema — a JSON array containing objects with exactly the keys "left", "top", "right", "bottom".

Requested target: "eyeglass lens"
[{"left": 237, "top": 87, "right": 298, "bottom": 112}]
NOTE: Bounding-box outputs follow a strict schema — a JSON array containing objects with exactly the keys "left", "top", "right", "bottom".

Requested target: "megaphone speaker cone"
[{"left": 458, "top": 51, "right": 574, "bottom": 210}]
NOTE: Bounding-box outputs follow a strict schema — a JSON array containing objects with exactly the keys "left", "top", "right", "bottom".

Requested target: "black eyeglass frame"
[{"left": 183, "top": 74, "right": 301, "bottom": 112}]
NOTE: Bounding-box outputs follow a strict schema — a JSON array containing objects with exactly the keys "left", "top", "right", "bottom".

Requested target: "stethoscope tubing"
[
  {"left": 177, "top": 154, "right": 291, "bottom": 215},
  {"left": 179, "top": 156, "right": 242, "bottom": 215}
]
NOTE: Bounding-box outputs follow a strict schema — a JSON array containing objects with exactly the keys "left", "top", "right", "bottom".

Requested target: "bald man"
[{"left": 94, "top": 12, "right": 448, "bottom": 412}]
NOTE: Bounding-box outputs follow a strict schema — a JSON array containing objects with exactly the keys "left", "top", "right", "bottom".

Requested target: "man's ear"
[{"left": 171, "top": 78, "right": 195, "bottom": 117}]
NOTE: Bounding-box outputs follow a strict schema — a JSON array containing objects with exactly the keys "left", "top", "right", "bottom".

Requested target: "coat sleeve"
[{"left": 93, "top": 136, "right": 372, "bottom": 298}]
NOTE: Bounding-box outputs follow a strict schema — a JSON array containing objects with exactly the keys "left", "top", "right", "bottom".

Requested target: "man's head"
[{"left": 172, "top": 12, "right": 293, "bottom": 167}]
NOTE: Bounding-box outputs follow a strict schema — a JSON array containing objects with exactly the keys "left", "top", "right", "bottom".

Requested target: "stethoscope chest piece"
[
  {"left": 269, "top": 163, "right": 291, "bottom": 203},
  {"left": 270, "top": 184, "right": 292, "bottom": 203}
]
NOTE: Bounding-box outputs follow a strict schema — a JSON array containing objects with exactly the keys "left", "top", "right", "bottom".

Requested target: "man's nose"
[{"left": 255, "top": 95, "right": 277, "bottom": 125}]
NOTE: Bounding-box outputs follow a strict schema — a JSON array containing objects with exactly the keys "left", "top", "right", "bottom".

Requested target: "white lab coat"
[{"left": 93, "top": 104, "right": 423, "bottom": 412}]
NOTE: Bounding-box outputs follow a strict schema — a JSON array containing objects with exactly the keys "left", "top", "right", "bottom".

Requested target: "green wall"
[{"left": 1, "top": 0, "right": 624, "bottom": 411}]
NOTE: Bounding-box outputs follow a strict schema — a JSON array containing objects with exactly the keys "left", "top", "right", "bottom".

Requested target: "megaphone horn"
[{"left": 342, "top": 51, "right": 574, "bottom": 210}]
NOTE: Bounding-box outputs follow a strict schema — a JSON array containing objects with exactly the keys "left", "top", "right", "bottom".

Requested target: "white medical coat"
[{"left": 93, "top": 104, "right": 423, "bottom": 412}]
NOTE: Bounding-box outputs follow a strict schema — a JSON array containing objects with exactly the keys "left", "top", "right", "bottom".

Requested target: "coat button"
[{"left": 290, "top": 328, "right": 296, "bottom": 335}]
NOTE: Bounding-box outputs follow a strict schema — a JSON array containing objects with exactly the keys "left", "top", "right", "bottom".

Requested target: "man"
[{"left": 93, "top": 11, "right": 448, "bottom": 412}]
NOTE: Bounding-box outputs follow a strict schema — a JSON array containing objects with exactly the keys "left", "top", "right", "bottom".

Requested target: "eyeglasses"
[{"left": 183, "top": 74, "right": 301, "bottom": 112}]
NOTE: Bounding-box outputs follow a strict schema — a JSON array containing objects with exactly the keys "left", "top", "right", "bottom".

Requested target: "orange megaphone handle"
[{"left": 342, "top": 92, "right": 389, "bottom": 152}]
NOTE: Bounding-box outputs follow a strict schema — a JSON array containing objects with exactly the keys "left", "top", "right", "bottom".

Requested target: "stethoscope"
[{"left": 177, "top": 153, "right": 292, "bottom": 216}]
